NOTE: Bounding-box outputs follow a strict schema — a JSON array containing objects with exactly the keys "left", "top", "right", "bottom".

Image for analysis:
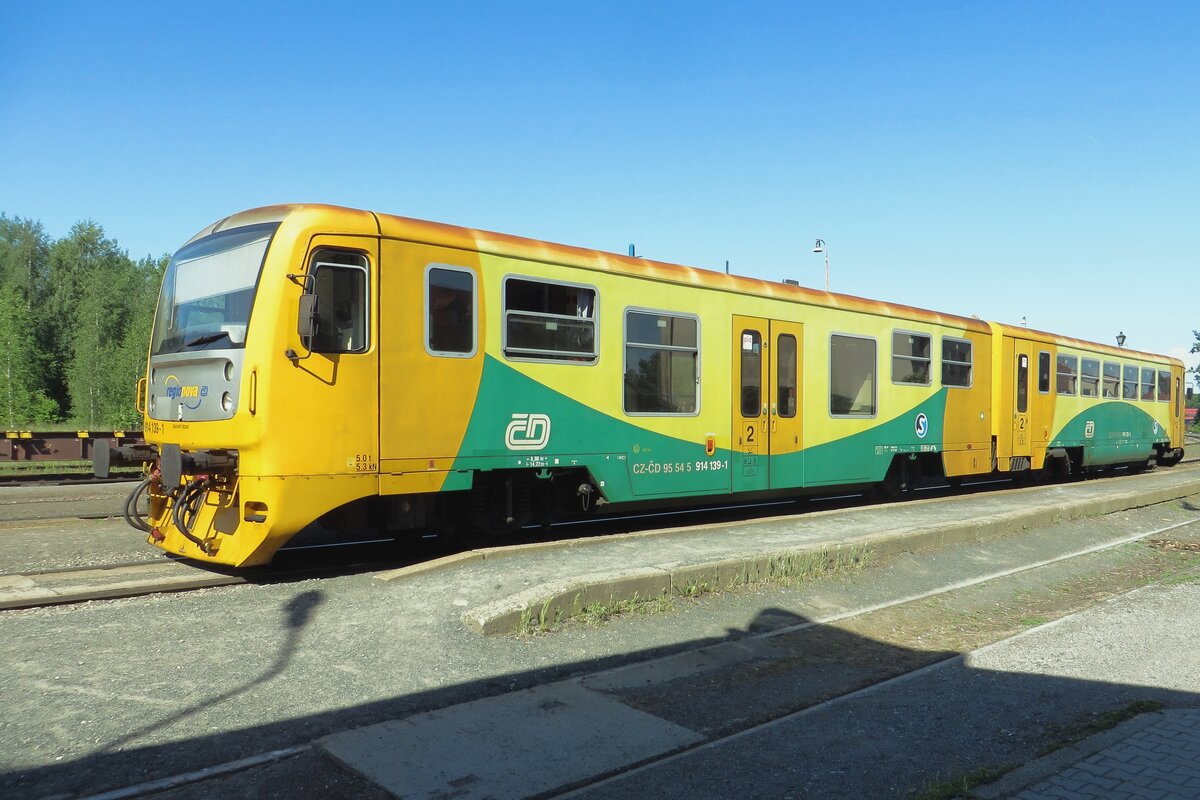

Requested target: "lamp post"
[
  {"left": 812, "top": 239, "right": 829, "bottom": 291},
  {"left": 1116, "top": 331, "right": 1126, "bottom": 347}
]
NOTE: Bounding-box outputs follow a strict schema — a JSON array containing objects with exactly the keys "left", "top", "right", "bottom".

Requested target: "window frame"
[
  {"left": 1056, "top": 354, "right": 1079, "bottom": 396},
  {"left": 424, "top": 263, "right": 478, "bottom": 359},
  {"left": 1038, "top": 351, "right": 1051, "bottom": 394},
  {"left": 1122, "top": 364, "right": 1139, "bottom": 400},
  {"left": 891, "top": 329, "right": 932, "bottom": 386},
  {"left": 829, "top": 332, "right": 878, "bottom": 419},
  {"left": 740, "top": 328, "right": 763, "bottom": 418},
  {"left": 500, "top": 274, "right": 599, "bottom": 365},
  {"left": 941, "top": 335, "right": 974, "bottom": 389},
  {"left": 622, "top": 307, "right": 701, "bottom": 417},
  {"left": 1016, "top": 353, "right": 1029, "bottom": 414},
  {"left": 1157, "top": 369, "right": 1171, "bottom": 403},
  {"left": 307, "top": 248, "right": 367, "bottom": 355},
  {"left": 1080, "top": 358, "right": 1100, "bottom": 398},
  {"left": 777, "top": 332, "right": 798, "bottom": 419},
  {"left": 1102, "top": 361, "right": 1120, "bottom": 399},
  {"left": 1140, "top": 367, "right": 1156, "bottom": 401}
]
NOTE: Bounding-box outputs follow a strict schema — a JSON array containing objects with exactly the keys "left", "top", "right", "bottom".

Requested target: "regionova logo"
[
  {"left": 915, "top": 412, "right": 929, "bottom": 439},
  {"left": 164, "top": 375, "right": 208, "bottom": 410},
  {"left": 505, "top": 413, "right": 551, "bottom": 451}
]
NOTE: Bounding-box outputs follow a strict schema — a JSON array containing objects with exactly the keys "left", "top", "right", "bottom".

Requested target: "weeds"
[
  {"left": 517, "top": 590, "right": 674, "bottom": 634},
  {"left": 911, "top": 764, "right": 1014, "bottom": 800},
  {"left": 764, "top": 546, "right": 872, "bottom": 586},
  {"left": 1038, "top": 700, "right": 1165, "bottom": 757},
  {"left": 513, "top": 545, "right": 873, "bottom": 634}
]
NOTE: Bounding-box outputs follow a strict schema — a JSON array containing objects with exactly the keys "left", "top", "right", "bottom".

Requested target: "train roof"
[
  {"left": 988, "top": 322, "right": 1183, "bottom": 367},
  {"left": 382, "top": 208, "right": 993, "bottom": 335},
  {"left": 196, "top": 204, "right": 989, "bottom": 334},
  {"left": 194, "top": 204, "right": 1183, "bottom": 362}
]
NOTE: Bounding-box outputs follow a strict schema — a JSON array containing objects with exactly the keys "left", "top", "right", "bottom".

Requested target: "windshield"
[{"left": 151, "top": 222, "right": 279, "bottom": 355}]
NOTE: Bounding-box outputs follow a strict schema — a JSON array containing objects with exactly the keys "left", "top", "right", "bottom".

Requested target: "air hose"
[
  {"left": 170, "top": 477, "right": 214, "bottom": 553},
  {"left": 122, "top": 476, "right": 153, "bottom": 533}
]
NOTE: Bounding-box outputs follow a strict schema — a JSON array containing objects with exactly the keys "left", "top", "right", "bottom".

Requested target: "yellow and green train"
[{"left": 98, "top": 204, "right": 1188, "bottom": 566}]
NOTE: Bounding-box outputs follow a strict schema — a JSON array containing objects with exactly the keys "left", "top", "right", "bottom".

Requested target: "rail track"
[
  {"left": 0, "top": 471, "right": 144, "bottom": 486},
  {"left": 0, "top": 536, "right": 432, "bottom": 612},
  {"left": 2, "top": 443, "right": 1198, "bottom": 612}
]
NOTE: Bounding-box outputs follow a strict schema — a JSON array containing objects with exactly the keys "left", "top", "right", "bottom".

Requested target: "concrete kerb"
[{"left": 462, "top": 475, "right": 1200, "bottom": 636}]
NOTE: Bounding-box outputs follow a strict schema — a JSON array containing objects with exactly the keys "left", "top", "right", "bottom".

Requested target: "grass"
[
  {"left": 1038, "top": 700, "right": 1165, "bottom": 757},
  {"left": 763, "top": 546, "right": 873, "bottom": 585},
  {"left": 911, "top": 764, "right": 1014, "bottom": 800},
  {"left": 911, "top": 701, "right": 1165, "bottom": 799},
  {"left": 515, "top": 545, "right": 873, "bottom": 634},
  {"left": 519, "top": 591, "right": 676, "bottom": 633}
]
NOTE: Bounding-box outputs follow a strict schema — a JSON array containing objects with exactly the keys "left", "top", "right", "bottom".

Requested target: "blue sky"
[{"left": 2, "top": 2, "right": 1197, "bottom": 373}]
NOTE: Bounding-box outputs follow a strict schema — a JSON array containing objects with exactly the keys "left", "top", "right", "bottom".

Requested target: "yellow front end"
[{"left": 142, "top": 205, "right": 383, "bottom": 566}]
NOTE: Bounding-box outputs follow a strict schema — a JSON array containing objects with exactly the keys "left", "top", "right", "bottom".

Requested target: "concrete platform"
[
  {"left": 317, "top": 466, "right": 1200, "bottom": 800},
  {"left": 322, "top": 681, "right": 704, "bottom": 800},
  {"left": 444, "top": 467, "right": 1200, "bottom": 633}
]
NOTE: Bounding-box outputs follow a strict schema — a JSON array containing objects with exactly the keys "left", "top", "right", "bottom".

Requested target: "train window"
[
  {"left": 502, "top": 277, "right": 597, "bottom": 363},
  {"left": 1122, "top": 365, "right": 1139, "bottom": 399},
  {"left": 1102, "top": 362, "right": 1120, "bottom": 398},
  {"left": 777, "top": 334, "right": 798, "bottom": 418},
  {"left": 740, "top": 330, "right": 762, "bottom": 417},
  {"left": 1158, "top": 370, "right": 1171, "bottom": 402},
  {"left": 623, "top": 310, "right": 699, "bottom": 415},
  {"left": 308, "top": 251, "right": 368, "bottom": 354},
  {"left": 1141, "top": 367, "right": 1155, "bottom": 401},
  {"left": 1080, "top": 358, "right": 1100, "bottom": 398},
  {"left": 426, "top": 266, "right": 476, "bottom": 357},
  {"left": 891, "top": 331, "right": 931, "bottom": 385},
  {"left": 941, "top": 337, "right": 972, "bottom": 388},
  {"left": 1038, "top": 351, "right": 1051, "bottom": 394},
  {"left": 830, "top": 334, "right": 876, "bottom": 417},
  {"left": 1056, "top": 354, "right": 1078, "bottom": 395},
  {"left": 1016, "top": 354, "right": 1028, "bottom": 414}
]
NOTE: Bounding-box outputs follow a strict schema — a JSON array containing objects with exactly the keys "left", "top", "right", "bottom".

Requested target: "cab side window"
[
  {"left": 426, "top": 265, "right": 476, "bottom": 357},
  {"left": 310, "top": 250, "right": 368, "bottom": 354}
]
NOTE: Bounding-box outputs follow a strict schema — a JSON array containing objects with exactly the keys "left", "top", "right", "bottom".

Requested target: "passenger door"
[{"left": 732, "top": 316, "right": 804, "bottom": 492}]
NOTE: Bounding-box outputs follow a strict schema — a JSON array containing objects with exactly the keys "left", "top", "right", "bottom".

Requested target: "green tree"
[
  {"left": 0, "top": 284, "right": 57, "bottom": 427},
  {"left": 0, "top": 214, "right": 51, "bottom": 303},
  {"left": 65, "top": 246, "right": 165, "bottom": 429},
  {"left": 1190, "top": 330, "right": 1200, "bottom": 402},
  {"left": 45, "top": 221, "right": 133, "bottom": 424},
  {"left": 0, "top": 214, "right": 57, "bottom": 424}
]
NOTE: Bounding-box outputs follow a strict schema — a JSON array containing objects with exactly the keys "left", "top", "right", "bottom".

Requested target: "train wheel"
[{"left": 874, "top": 458, "right": 911, "bottom": 501}]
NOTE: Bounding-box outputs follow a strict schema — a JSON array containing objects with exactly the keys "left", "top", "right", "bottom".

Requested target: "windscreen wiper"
[{"left": 186, "top": 331, "right": 232, "bottom": 347}]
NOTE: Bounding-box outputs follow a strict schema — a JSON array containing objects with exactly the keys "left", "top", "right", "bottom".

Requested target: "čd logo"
[{"left": 505, "top": 413, "right": 551, "bottom": 451}]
